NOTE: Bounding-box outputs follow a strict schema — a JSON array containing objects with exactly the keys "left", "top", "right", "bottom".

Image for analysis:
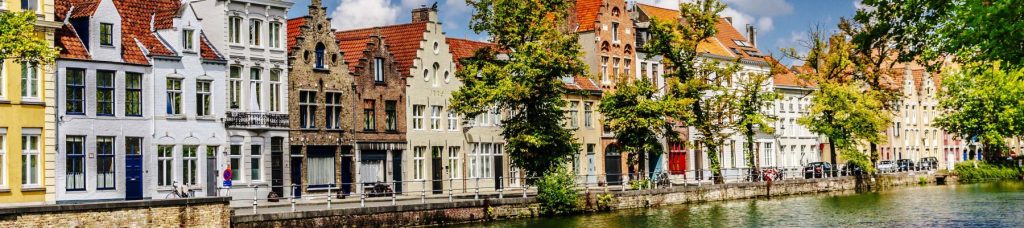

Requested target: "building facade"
[
  {"left": 771, "top": 67, "right": 822, "bottom": 169},
  {"left": 880, "top": 62, "right": 944, "bottom": 166},
  {"left": 193, "top": 0, "right": 293, "bottom": 199},
  {"left": 0, "top": 0, "right": 61, "bottom": 204},
  {"left": 286, "top": 0, "right": 353, "bottom": 196},
  {"left": 563, "top": 77, "right": 604, "bottom": 186}
]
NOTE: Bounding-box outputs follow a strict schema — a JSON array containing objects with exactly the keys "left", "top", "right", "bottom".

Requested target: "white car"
[{"left": 876, "top": 160, "right": 896, "bottom": 173}]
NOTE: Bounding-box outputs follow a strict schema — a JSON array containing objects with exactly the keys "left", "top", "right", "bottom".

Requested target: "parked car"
[
  {"left": 918, "top": 157, "right": 939, "bottom": 170},
  {"left": 842, "top": 162, "right": 866, "bottom": 176},
  {"left": 804, "top": 162, "right": 833, "bottom": 179},
  {"left": 877, "top": 160, "right": 896, "bottom": 173},
  {"left": 896, "top": 159, "right": 915, "bottom": 171}
]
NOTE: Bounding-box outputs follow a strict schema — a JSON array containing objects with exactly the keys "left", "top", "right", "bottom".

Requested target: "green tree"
[
  {"left": 735, "top": 72, "right": 778, "bottom": 176},
  {"left": 0, "top": 11, "right": 59, "bottom": 64},
  {"left": 453, "top": 0, "right": 585, "bottom": 179},
  {"left": 933, "top": 65, "right": 1024, "bottom": 160},
  {"left": 535, "top": 165, "right": 580, "bottom": 215},
  {"left": 599, "top": 78, "right": 688, "bottom": 175},
  {"left": 855, "top": 0, "right": 1024, "bottom": 68}
]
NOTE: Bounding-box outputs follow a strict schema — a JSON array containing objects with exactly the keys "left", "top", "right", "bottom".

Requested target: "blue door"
[{"left": 125, "top": 154, "right": 144, "bottom": 200}]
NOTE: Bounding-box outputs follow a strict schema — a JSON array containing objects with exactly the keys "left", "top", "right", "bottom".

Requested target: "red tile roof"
[
  {"left": 573, "top": 0, "right": 601, "bottom": 32},
  {"left": 335, "top": 22, "right": 428, "bottom": 76},
  {"left": 115, "top": 0, "right": 178, "bottom": 57},
  {"left": 336, "top": 28, "right": 376, "bottom": 73},
  {"left": 286, "top": 17, "right": 306, "bottom": 55},
  {"left": 121, "top": 36, "right": 149, "bottom": 65},
  {"left": 199, "top": 32, "right": 224, "bottom": 61},
  {"left": 635, "top": 3, "right": 767, "bottom": 63},
  {"left": 56, "top": 0, "right": 100, "bottom": 22},
  {"left": 564, "top": 76, "right": 602, "bottom": 92},
  {"left": 55, "top": 24, "right": 92, "bottom": 60},
  {"left": 446, "top": 37, "right": 496, "bottom": 70}
]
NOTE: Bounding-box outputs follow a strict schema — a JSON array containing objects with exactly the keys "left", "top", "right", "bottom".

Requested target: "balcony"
[{"left": 225, "top": 112, "right": 289, "bottom": 130}]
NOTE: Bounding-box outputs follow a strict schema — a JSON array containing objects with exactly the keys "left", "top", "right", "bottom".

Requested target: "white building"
[
  {"left": 193, "top": 0, "right": 293, "bottom": 200},
  {"left": 771, "top": 66, "right": 822, "bottom": 169}
]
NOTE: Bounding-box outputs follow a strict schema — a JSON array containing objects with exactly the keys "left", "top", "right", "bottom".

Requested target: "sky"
[{"left": 287, "top": 0, "right": 863, "bottom": 66}]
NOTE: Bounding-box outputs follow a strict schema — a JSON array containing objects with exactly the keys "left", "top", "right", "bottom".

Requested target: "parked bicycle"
[{"left": 165, "top": 181, "right": 194, "bottom": 199}]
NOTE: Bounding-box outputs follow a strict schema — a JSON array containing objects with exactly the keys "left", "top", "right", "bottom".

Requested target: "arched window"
[
  {"left": 315, "top": 43, "right": 326, "bottom": 69},
  {"left": 432, "top": 63, "right": 441, "bottom": 87}
]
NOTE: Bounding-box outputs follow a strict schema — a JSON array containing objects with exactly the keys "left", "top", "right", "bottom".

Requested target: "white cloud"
[
  {"left": 774, "top": 31, "right": 809, "bottom": 65},
  {"left": 756, "top": 17, "right": 774, "bottom": 33},
  {"left": 401, "top": 0, "right": 428, "bottom": 9},
  {"left": 330, "top": 0, "right": 400, "bottom": 30},
  {"left": 853, "top": 0, "right": 875, "bottom": 12},
  {"left": 721, "top": 0, "right": 793, "bottom": 17}
]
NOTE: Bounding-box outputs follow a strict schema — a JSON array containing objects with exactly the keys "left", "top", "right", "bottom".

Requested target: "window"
[
  {"left": 385, "top": 101, "right": 397, "bottom": 131},
  {"left": 612, "top": 22, "right": 620, "bottom": 41},
  {"left": 612, "top": 57, "right": 620, "bottom": 80},
  {"left": 97, "top": 136, "right": 115, "bottom": 189},
  {"left": 447, "top": 112, "right": 458, "bottom": 131},
  {"left": 600, "top": 56, "right": 609, "bottom": 83},
  {"left": 299, "top": 91, "right": 317, "bottom": 129},
  {"left": 21, "top": 63, "right": 39, "bottom": 99},
  {"left": 0, "top": 133, "right": 4, "bottom": 187},
  {"left": 97, "top": 70, "right": 115, "bottom": 115},
  {"left": 430, "top": 105, "right": 442, "bottom": 130},
  {"left": 126, "top": 137, "right": 142, "bottom": 156},
  {"left": 448, "top": 147, "right": 460, "bottom": 179},
  {"left": 568, "top": 101, "right": 579, "bottom": 128},
  {"left": 182, "top": 145, "right": 198, "bottom": 185},
  {"left": 249, "top": 19, "right": 262, "bottom": 46},
  {"left": 157, "top": 145, "right": 173, "bottom": 186},
  {"left": 196, "top": 81, "right": 212, "bottom": 117},
  {"left": 652, "top": 64, "right": 660, "bottom": 88},
  {"left": 182, "top": 29, "right": 194, "bottom": 51},
  {"left": 315, "top": 43, "right": 326, "bottom": 69},
  {"left": 374, "top": 57, "right": 385, "bottom": 83},
  {"left": 65, "top": 136, "right": 85, "bottom": 191},
  {"left": 100, "top": 23, "right": 113, "bottom": 46},
  {"left": 166, "top": 78, "right": 182, "bottom": 115},
  {"left": 363, "top": 99, "right": 376, "bottom": 131},
  {"left": 269, "top": 70, "right": 281, "bottom": 112},
  {"left": 125, "top": 73, "right": 142, "bottom": 116},
  {"left": 413, "top": 147, "right": 425, "bottom": 180},
  {"left": 0, "top": 64, "right": 4, "bottom": 98},
  {"left": 21, "top": 0, "right": 38, "bottom": 12},
  {"left": 229, "top": 17, "right": 242, "bottom": 44},
  {"left": 491, "top": 107, "right": 502, "bottom": 126},
  {"left": 307, "top": 150, "right": 334, "bottom": 186},
  {"left": 269, "top": 22, "right": 281, "bottom": 48},
  {"left": 432, "top": 63, "right": 440, "bottom": 87},
  {"left": 229, "top": 66, "right": 242, "bottom": 109},
  {"left": 469, "top": 144, "right": 478, "bottom": 178},
  {"left": 584, "top": 102, "right": 593, "bottom": 128},
  {"left": 250, "top": 144, "right": 261, "bottom": 182},
  {"left": 21, "top": 134, "right": 40, "bottom": 186},
  {"left": 229, "top": 145, "right": 242, "bottom": 181},
  {"left": 326, "top": 92, "right": 343, "bottom": 129},
  {"left": 66, "top": 69, "right": 85, "bottom": 114},
  {"left": 624, "top": 59, "right": 631, "bottom": 78},
  {"left": 412, "top": 105, "right": 425, "bottom": 130},
  {"left": 250, "top": 68, "right": 262, "bottom": 111}
]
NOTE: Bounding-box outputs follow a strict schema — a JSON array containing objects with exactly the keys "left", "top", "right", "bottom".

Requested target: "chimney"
[
  {"left": 746, "top": 24, "right": 757, "bottom": 48},
  {"left": 411, "top": 3, "right": 439, "bottom": 23},
  {"left": 724, "top": 17, "right": 733, "bottom": 24}
]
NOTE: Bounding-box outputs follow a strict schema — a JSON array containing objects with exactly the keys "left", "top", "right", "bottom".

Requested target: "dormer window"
[
  {"left": 733, "top": 39, "right": 751, "bottom": 47},
  {"left": 100, "top": 23, "right": 113, "bottom": 46},
  {"left": 314, "top": 43, "right": 326, "bottom": 69},
  {"left": 182, "top": 29, "right": 194, "bottom": 51}
]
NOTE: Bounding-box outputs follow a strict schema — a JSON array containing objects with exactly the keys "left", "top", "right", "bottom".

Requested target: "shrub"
[
  {"left": 537, "top": 165, "right": 581, "bottom": 215},
  {"left": 954, "top": 161, "right": 1022, "bottom": 182},
  {"left": 596, "top": 193, "right": 615, "bottom": 211},
  {"left": 629, "top": 179, "right": 651, "bottom": 190}
]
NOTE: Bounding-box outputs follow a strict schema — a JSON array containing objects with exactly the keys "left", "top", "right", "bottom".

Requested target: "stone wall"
[{"left": 0, "top": 197, "right": 231, "bottom": 227}]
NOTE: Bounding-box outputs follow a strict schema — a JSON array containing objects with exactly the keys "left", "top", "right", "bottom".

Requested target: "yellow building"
[{"left": 0, "top": 0, "right": 60, "bottom": 204}]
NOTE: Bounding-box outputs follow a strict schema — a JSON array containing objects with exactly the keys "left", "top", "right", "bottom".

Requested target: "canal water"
[{"left": 456, "top": 181, "right": 1024, "bottom": 227}]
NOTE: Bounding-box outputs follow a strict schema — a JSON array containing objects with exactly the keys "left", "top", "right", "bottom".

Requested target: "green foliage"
[
  {"left": 595, "top": 193, "right": 615, "bottom": 211},
  {"left": 855, "top": 0, "right": 1024, "bottom": 68},
  {"left": 798, "top": 81, "right": 889, "bottom": 170},
  {"left": 933, "top": 65, "right": 1024, "bottom": 159},
  {"left": 456, "top": 0, "right": 585, "bottom": 178},
  {"left": 536, "top": 165, "right": 581, "bottom": 215},
  {"left": 918, "top": 176, "right": 928, "bottom": 185},
  {"left": 954, "top": 161, "right": 1022, "bottom": 183},
  {"left": 735, "top": 73, "right": 779, "bottom": 169},
  {"left": 600, "top": 79, "right": 688, "bottom": 165},
  {"left": 629, "top": 179, "right": 651, "bottom": 190},
  {"left": 0, "top": 11, "right": 59, "bottom": 63}
]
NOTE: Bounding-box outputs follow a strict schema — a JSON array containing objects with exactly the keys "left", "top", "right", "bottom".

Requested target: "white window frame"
[
  {"left": 20, "top": 134, "right": 40, "bottom": 187},
  {"left": 21, "top": 62, "right": 40, "bottom": 100},
  {"left": 568, "top": 101, "right": 579, "bottom": 128},
  {"left": 250, "top": 67, "right": 263, "bottom": 111},
  {"left": 0, "top": 130, "right": 6, "bottom": 188},
  {"left": 448, "top": 146, "right": 460, "bottom": 179},
  {"left": 414, "top": 147, "right": 425, "bottom": 180},
  {"left": 229, "top": 66, "right": 242, "bottom": 109},
  {"left": 299, "top": 91, "right": 317, "bottom": 129},
  {"left": 269, "top": 22, "right": 282, "bottom": 49},
  {"left": 373, "top": 58, "right": 385, "bottom": 83},
  {"left": 157, "top": 145, "right": 174, "bottom": 186},
  {"left": 584, "top": 102, "right": 593, "bottom": 128},
  {"left": 412, "top": 105, "right": 425, "bottom": 130},
  {"left": 182, "top": 145, "right": 199, "bottom": 186},
  {"left": 430, "top": 105, "right": 442, "bottom": 130},
  {"left": 0, "top": 63, "right": 5, "bottom": 99},
  {"left": 249, "top": 19, "right": 262, "bottom": 47},
  {"left": 600, "top": 56, "right": 609, "bottom": 83},
  {"left": 166, "top": 78, "right": 183, "bottom": 115},
  {"left": 269, "top": 69, "right": 281, "bottom": 112},
  {"left": 229, "top": 16, "right": 242, "bottom": 44},
  {"left": 229, "top": 144, "right": 243, "bottom": 182},
  {"left": 326, "top": 92, "right": 343, "bottom": 129},
  {"left": 469, "top": 144, "right": 478, "bottom": 178},
  {"left": 196, "top": 80, "right": 212, "bottom": 117},
  {"left": 447, "top": 112, "right": 458, "bottom": 131},
  {"left": 612, "top": 22, "right": 620, "bottom": 42},
  {"left": 182, "top": 29, "right": 195, "bottom": 51},
  {"left": 249, "top": 144, "right": 262, "bottom": 182}
]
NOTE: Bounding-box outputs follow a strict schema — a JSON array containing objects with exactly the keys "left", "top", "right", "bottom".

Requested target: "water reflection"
[{"left": 454, "top": 181, "right": 1024, "bottom": 227}]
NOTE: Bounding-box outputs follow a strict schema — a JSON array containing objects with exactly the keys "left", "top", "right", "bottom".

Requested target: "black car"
[
  {"left": 918, "top": 157, "right": 939, "bottom": 170},
  {"left": 804, "top": 162, "right": 833, "bottom": 179},
  {"left": 896, "top": 159, "right": 915, "bottom": 171},
  {"left": 842, "top": 162, "right": 866, "bottom": 176}
]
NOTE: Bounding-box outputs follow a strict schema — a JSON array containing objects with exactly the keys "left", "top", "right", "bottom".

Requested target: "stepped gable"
[
  {"left": 286, "top": 17, "right": 305, "bottom": 55},
  {"left": 335, "top": 22, "right": 428, "bottom": 76},
  {"left": 335, "top": 28, "right": 376, "bottom": 73}
]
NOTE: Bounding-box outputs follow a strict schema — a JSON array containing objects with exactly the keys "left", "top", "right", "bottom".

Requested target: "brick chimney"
[
  {"left": 411, "top": 4, "right": 438, "bottom": 23},
  {"left": 746, "top": 24, "right": 757, "bottom": 48}
]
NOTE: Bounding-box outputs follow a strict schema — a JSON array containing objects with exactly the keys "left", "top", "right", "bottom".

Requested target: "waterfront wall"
[
  {"left": 0, "top": 197, "right": 231, "bottom": 227},
  {"left": 235, "top": 172, "right": 937, "bottom": 227}
]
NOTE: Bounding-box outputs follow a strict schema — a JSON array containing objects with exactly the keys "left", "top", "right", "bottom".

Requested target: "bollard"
[
  {"left": 475, "top": 177, "right": 480, "bottom": 200},
  {"left": 498, "top": 176, "right": 504, "bottom": 199},
  {"left": 523, "top": 178, "right": 528, "bottom": 198},
  {"left": 421, "top": 179, "right": 427, "bottom": 204},
  {"left": 449, "top": 178, "right": 454, "bottom": 202},
  {"left": 252, "top": 185, "right": 258, "bottom": 214},
  {"left": 290, "top": 184, "right": 297, "bottom": 212},
  {"left": 360, "top": 191, "right": 366, "bottom": 208},
  {"left": 327, "top": 186, "right": 332, "bottom": 209},
  {"left": 392, "top": 184, "right": 397, "bottom": 206}
]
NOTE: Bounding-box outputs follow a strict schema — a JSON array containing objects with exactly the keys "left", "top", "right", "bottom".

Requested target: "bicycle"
[{"left": 165, "top": 181, "right": 193, "bottom": 199}]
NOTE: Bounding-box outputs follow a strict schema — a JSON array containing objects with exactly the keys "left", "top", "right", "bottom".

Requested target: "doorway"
[
  {"left": 605, "top": 145, "right": 621, "bottom": 185},
  {"left": 431, "top": 146, "right": 443, "bottom": 194}
]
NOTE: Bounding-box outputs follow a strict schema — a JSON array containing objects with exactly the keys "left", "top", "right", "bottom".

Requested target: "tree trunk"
[
  {"left": 706, "top": 142, "right": 724, "bottom": 184},
  {"left": 830, "top": 138, "right": 838, "bottom": 176},
  {"left": 746, "top": 123, "right": 756, "bottom": 181}
]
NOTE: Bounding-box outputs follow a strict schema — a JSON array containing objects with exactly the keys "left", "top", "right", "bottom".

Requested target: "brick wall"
[{"left": 0, "top": 197, "right": 231, "bottom": 227}]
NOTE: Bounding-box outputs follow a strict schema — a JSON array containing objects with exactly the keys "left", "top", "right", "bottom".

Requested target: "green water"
[{"left": 459, "top": 181, "right": 1024, "bottom": 227}]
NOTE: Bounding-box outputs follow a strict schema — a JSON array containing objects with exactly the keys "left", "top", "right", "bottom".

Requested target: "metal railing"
[{"left": 224, "top": 111, "right": 289, "bottom": 129}]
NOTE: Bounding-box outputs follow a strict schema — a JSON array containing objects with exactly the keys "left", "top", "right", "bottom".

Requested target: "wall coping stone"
[
  {"left": 0, "top": 197, "right": 231, "bottom": 216},
  {"left": 233, "top": 197, "right": 537, "bottom": 224}
]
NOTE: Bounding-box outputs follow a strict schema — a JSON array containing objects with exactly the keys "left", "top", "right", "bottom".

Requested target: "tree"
[
  {"left": 453, "top": 0, "right": 585, "bottom": 179},
  {"left": 0, "top": 11, "right": 59, "bottom": 64},
  {"left": 855, "top": 0, "right": 1024, "bottom": 68},
  {"left": 933, "top": 65, "right": 1024, "bottom": 160},
  {"left": 599, "top": 78, "right": 689, "bottom": 176},
  {"left": 735, "top": 72, "right": 778, "bottom": 178}
]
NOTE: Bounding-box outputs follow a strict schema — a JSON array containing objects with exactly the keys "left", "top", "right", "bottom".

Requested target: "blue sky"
[{"left": 288, "top": 0, "right": 862, "bottom": 66}]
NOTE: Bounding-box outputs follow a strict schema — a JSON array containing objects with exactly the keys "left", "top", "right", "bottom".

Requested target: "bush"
[
  {"left": 537, "top": 165, "right": 581, "bottom": 215},
  {"left": 596, "top": 193, "right": 615, "bottom": 211},
  {"left": 954, "top": 161, "right": 1022, "bottom": 182},
  {"left": 629, "top": 179, "right": 651, "bottom": 190}
]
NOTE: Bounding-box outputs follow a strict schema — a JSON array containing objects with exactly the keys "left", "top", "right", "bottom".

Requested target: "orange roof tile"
[
  {"left": 637, "top": 3, "right": 678, "bottom": 22},
  {"left": 122, "top": 36, "right": 149, "bottom": 65},
  {"left": 712, "top": 18, "right": 766, "bottom": 62},
  {"left": 115, "top": 0, "right": 178, "bottom": 57},
  {"left": 564, "top": 76, "right": 602, "bottom": 92},
  {"left": 573, "top": 0, "right": 601, "bottom": 32},
  {"left": 55, "top": 24, "right": 91, "bottom": 60},
  {"left": 287, "top": 17, "right": 306, "bottom": 55},
  {"left": 335, "top": 23, "right": 428, "bottom": 76},
  {"left": 446, "top": 37, "right": 496, "bottom": 70},
  {"left": 199, "top": 32, "right": 224, "bottom": 61},
  {"left": 56, "top": 0, "right": 100, "bottom": 22},
  {"left": 336, "top": 28, "right": 376, "bottom": 73},
  {"left": 634, "top": 3, "right": 741, "bottom": 59}
]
